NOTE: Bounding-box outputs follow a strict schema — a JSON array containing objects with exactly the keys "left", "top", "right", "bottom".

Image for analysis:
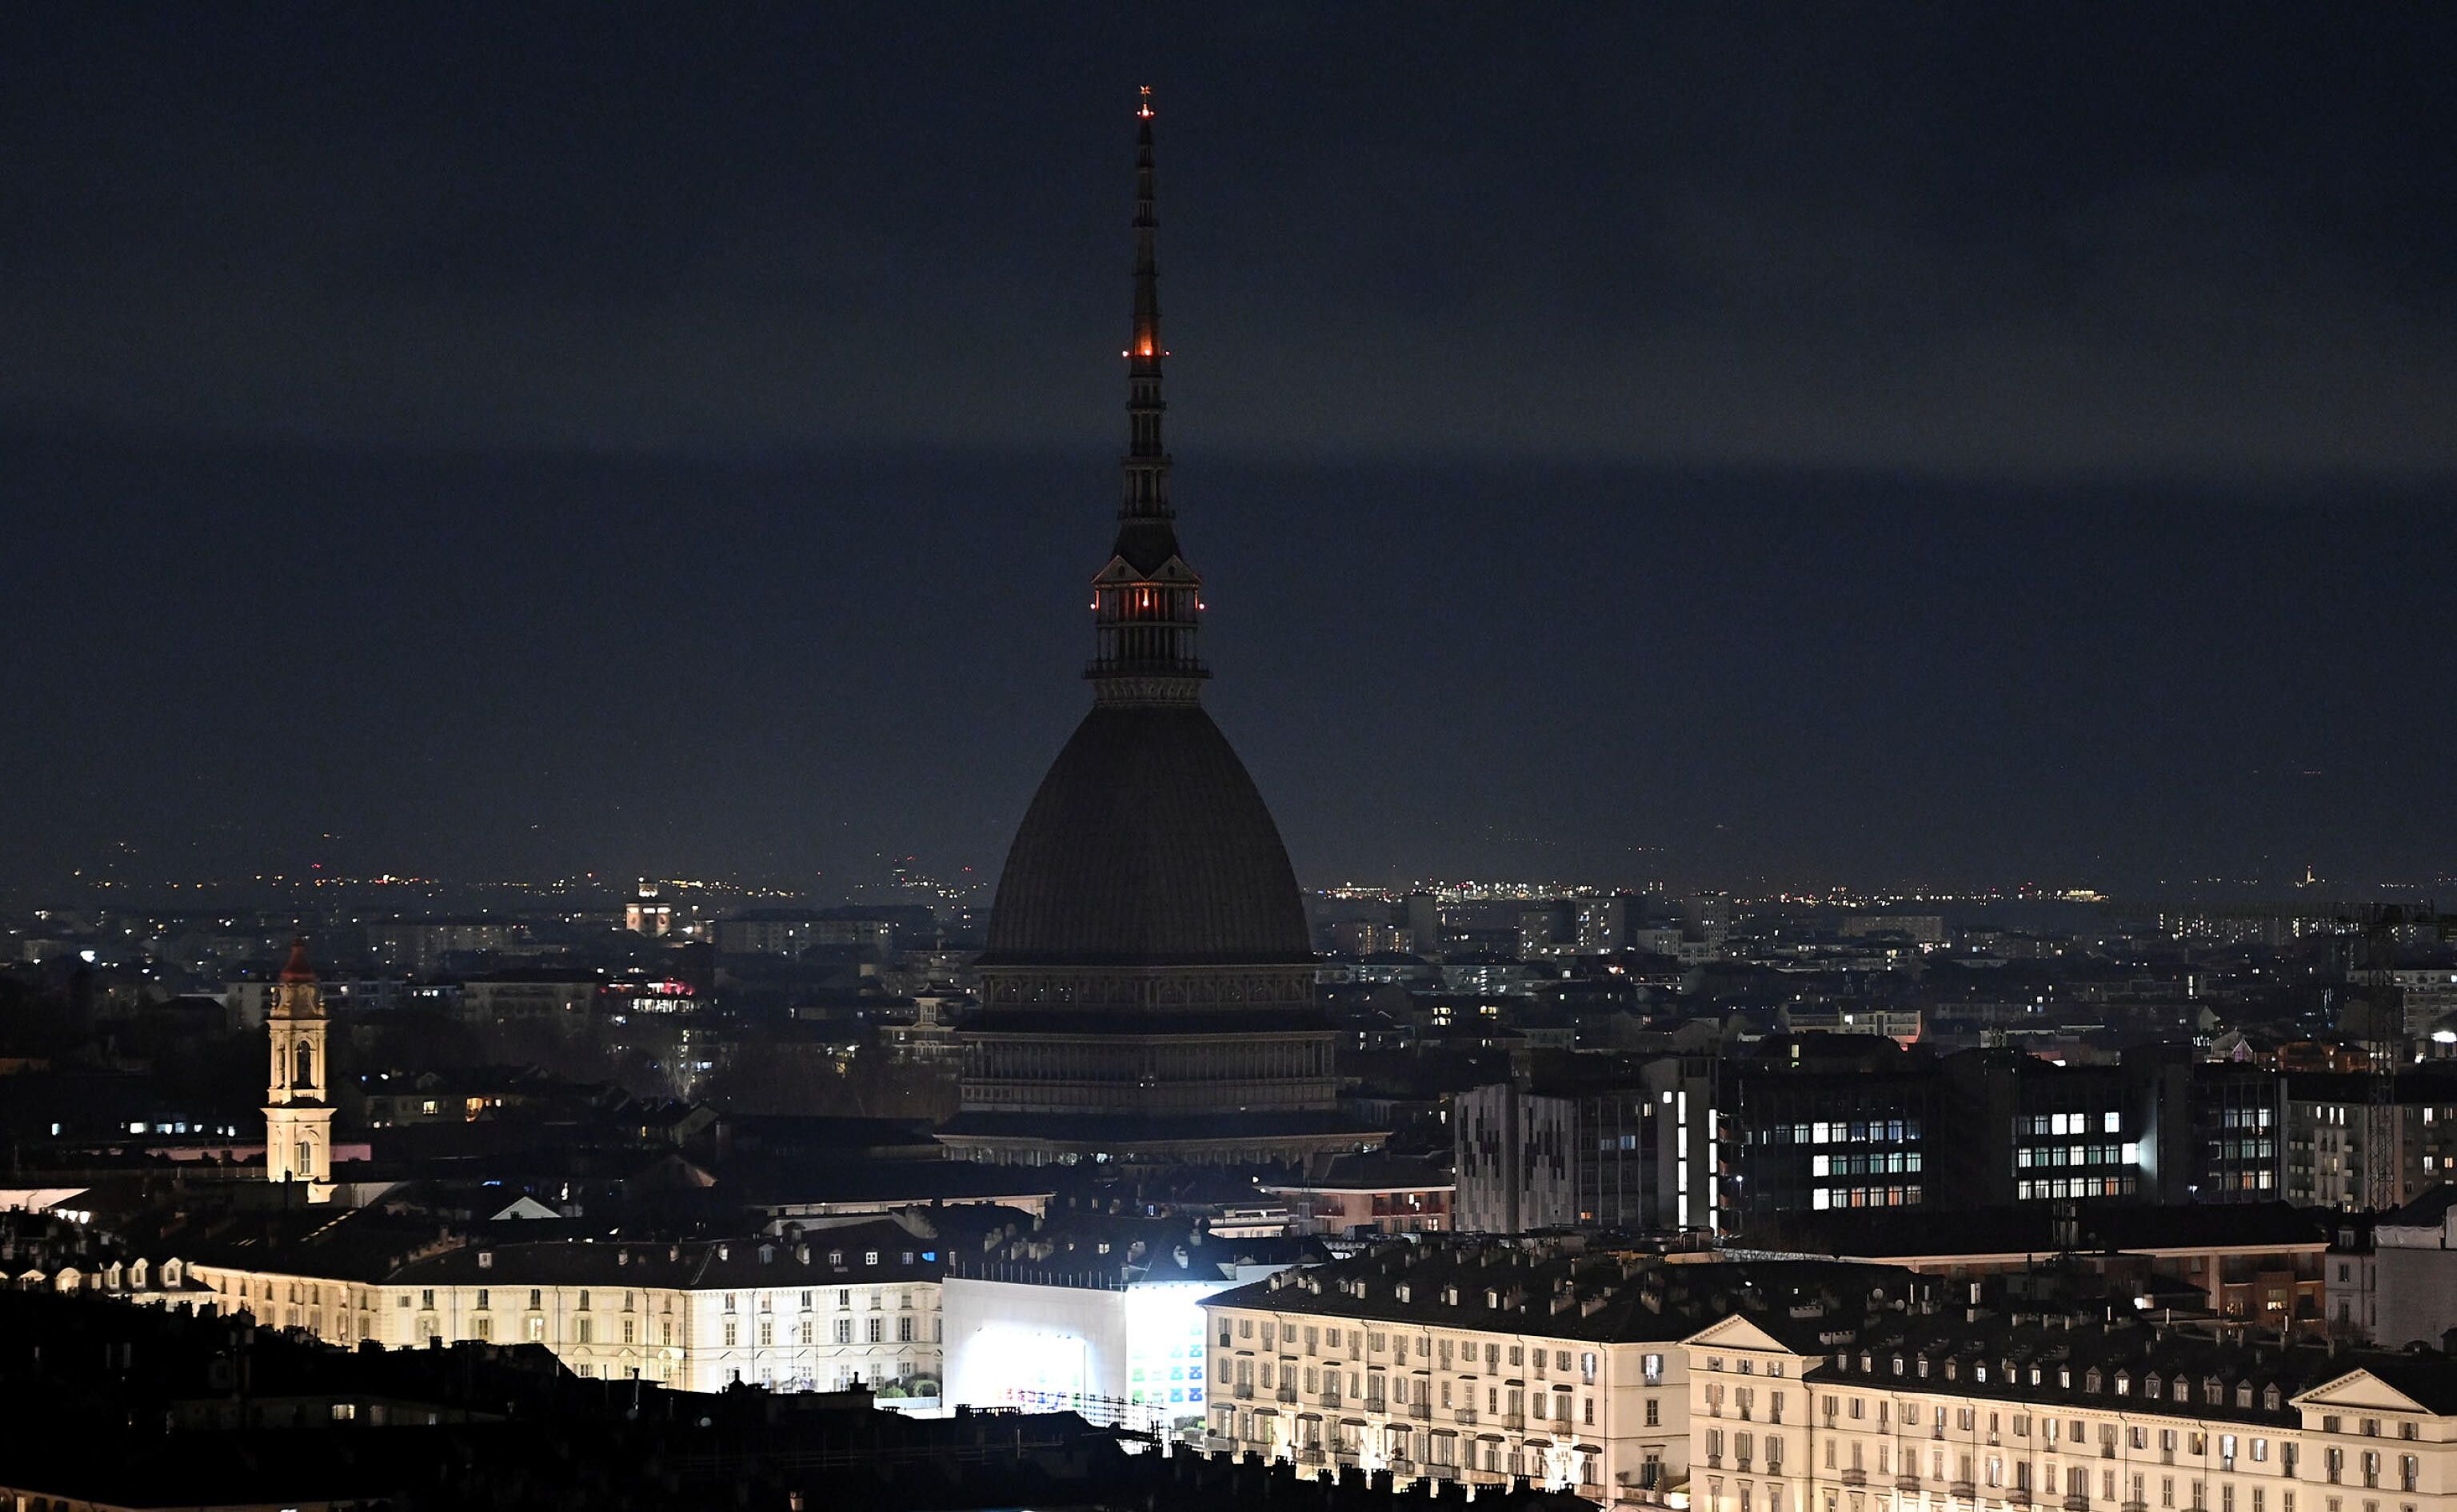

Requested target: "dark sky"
[{"left": 6, "top": 6, "right": 2454, "bottom": 896}]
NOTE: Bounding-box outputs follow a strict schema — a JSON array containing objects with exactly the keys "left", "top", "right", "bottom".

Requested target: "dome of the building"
[{"left": 980, "top": 703, "right": 1312, "bottom": 967}]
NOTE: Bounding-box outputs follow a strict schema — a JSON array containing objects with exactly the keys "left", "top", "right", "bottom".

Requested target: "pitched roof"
[{"left": 1201, "top": 1243, "right": 1922, "bottom": 1347}]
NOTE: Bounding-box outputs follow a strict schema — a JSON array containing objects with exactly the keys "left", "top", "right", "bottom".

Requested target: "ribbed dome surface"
[{"left": 981, "top": 703, "right": 1312, "bottom": 967}]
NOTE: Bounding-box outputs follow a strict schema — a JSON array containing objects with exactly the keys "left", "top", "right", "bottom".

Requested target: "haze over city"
[{"left": 8, "top": 6, "right": 2455, "bottom": 898}]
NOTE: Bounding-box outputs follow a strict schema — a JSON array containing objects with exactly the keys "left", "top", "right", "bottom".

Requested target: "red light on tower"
[{"left": 1137, "top": 86, "right": 1153, "bottom": 120}]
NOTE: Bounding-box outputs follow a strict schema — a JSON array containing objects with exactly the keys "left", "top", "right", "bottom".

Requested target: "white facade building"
[
  {"left": 1681, "top": 1306, "right": 2457, "bottom": 1512},
  {"left": 184, "top": 1221, "right": 945, "bottom": 1405}
]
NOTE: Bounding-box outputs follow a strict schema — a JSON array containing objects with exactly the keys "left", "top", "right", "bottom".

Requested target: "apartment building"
[
  {"left": 1199, "top": 1242, "right": 1920, "bottom": 1503},
  {"left": 184, "top": 1219, "right": 945, "bottom": 1402},
  {"left": 1684, "top": 1295, "right": 2457, "bottom": 1512},
  {"left": 2283, "top": 1075, "right": 2457, "bottom": 1211}
]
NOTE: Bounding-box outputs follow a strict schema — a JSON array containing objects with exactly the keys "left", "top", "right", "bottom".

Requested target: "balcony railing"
[
  {"left": 1841, "top": 1470, "right": 1868, "bottom": 1486},
  {"left": 1455, "top": 1408, "right": 1480, "bottom": 1426},
  {"left": 1276, "top": 1388, "right": 1298, "bottom": 1404}
]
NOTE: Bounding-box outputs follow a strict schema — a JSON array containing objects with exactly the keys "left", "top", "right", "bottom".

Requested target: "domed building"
[{"left": 940, "top": 92, "right": 1376, "bottom": 1167}]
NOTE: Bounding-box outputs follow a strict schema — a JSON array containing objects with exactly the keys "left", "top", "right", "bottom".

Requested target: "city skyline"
[{"left": 11, "top": 14, "right": 2457, "bottom": 1507}]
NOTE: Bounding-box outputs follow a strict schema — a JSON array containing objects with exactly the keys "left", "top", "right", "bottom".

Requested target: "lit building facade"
[
  {"left": 1681, "top": 1307, "right": 2457, "bottom": 1512},
  {"left": 2283, "top": 1075, "right": 2457, "bottom": 1211},
  {"left": 1202, "top": 1263, "right": 1692, "bottom": 1500},
  {"left": 185, "top": 1224, "right": 945, "bottom": 1402},
  {"left": 1197, "top": 1248, "right": 1925, "bottom": 1503}
]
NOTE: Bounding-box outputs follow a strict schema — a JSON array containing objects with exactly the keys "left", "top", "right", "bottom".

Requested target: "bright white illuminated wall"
[
  {"left": 1120, "top": 1279, "right": 1213, "bottom": 1419},
  {"left": 944, "top": 1277, "right": 1129, "bottom": 1418},
  {"left": 943, "top": 1275, "right": 1218, "bottom": 1428}
]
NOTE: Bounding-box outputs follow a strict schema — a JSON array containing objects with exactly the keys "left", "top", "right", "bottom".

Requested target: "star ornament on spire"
[{"left": 1137, "top": 84, "right": 1153, "bottom": 119}]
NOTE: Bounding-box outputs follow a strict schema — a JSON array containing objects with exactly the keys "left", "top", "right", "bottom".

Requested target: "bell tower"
[{"left": 264, "top": 940, "right": 334, "bottom": 1203}]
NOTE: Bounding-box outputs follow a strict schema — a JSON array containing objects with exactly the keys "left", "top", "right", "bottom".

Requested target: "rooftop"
[{"left": 1203, "top": 1241, "right": 1926, "bottom": 1346}]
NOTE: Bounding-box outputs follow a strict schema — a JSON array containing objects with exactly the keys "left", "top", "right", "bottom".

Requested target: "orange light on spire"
[{"left": 1137, "top": 86, "right": 1153, "bottom": 119}]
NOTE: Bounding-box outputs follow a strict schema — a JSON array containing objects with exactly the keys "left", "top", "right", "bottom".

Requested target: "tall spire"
[
  {"left": 1130, "top": 85, "right": 1161, "bottom": 380},
  {"left": 1090, "top": 86, "right": 1206, "bottom": 704}
]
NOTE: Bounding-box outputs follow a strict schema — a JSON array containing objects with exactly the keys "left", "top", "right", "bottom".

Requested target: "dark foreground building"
[{"left": 943, "top": 93, "right": 1372, "bottom": 1167}]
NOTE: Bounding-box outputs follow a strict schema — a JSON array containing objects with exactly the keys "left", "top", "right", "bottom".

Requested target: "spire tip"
[{"left": 1137, "top": 85, "right": 1153, "bottom": 119}]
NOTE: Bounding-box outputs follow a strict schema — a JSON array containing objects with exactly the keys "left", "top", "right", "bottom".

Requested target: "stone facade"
[{"left": 180, "top": 1228, "right": 945, "bottom": 1402}]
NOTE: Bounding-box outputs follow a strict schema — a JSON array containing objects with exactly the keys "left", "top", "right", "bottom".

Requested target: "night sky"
[{"left": 6, "top": 7, "right": 2454, "bottom": 896}]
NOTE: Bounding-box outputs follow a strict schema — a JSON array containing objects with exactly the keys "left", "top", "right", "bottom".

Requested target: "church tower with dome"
[{"left": 941, "top": 90, "right": 1375, "bottom": 1167}]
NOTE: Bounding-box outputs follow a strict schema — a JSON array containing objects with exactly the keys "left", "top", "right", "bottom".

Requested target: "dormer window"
[
  {"left": 1892, "top": 1355, "right": 1905, "bottom": 1376},
  {"left": 2085, "top": 1369, "right": 2103, "bottom": 1393},
  {"left": 2146, "top": 1374, "right": 2162, "bottom": 1398},
  {"left": 2235, "top": 1384, "right": 2254, "bottom": 1409},
  {"left": 2263, "top": 1386, "right": 2282, "bottom": 1412},
  {"left": 2115, "top": 1372, "right": 2131, "bottom": 1397},
  {"left": 2060, "top": 1367, "right": 2072, "bottom": 1389}
]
